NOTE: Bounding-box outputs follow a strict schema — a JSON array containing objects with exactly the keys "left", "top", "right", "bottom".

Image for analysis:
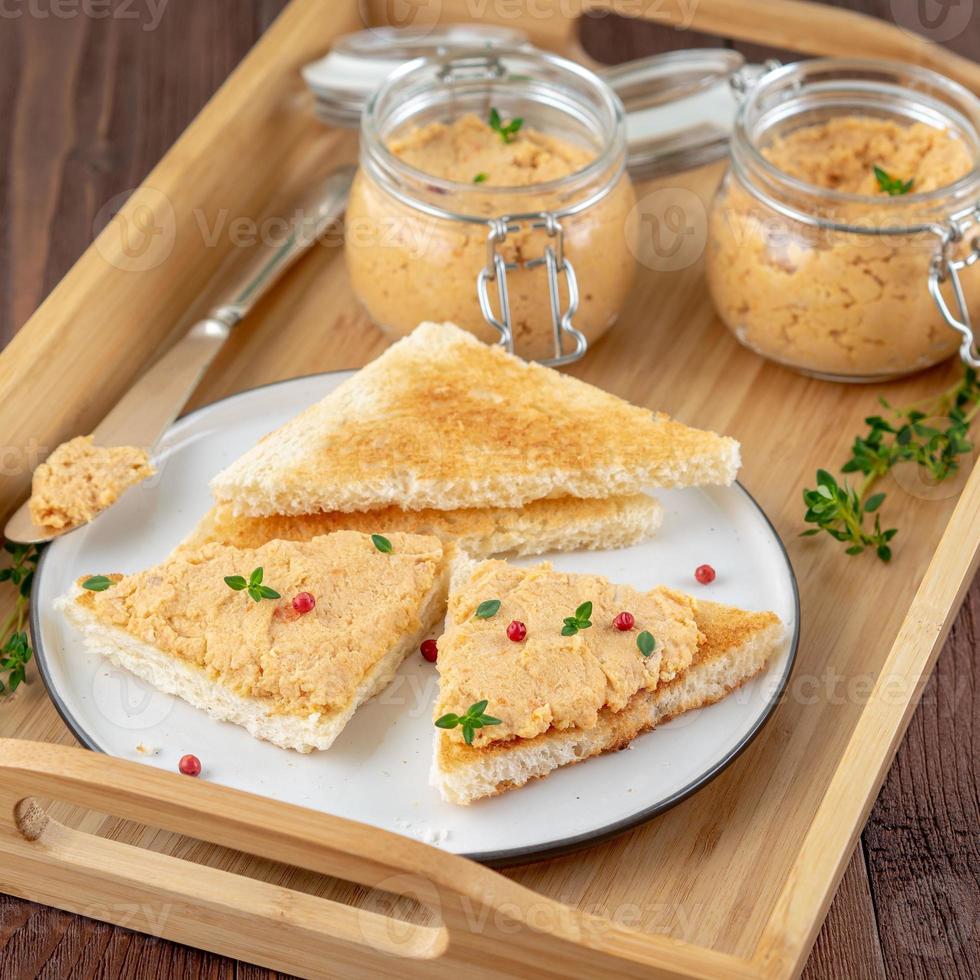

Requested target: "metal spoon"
[{"left": 4, "top": 166, "right": 355, "bottom": 546}]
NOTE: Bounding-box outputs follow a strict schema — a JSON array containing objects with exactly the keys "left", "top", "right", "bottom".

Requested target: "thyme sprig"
[
  {"left": 489, "top": 107, "right": 523, "bottom": 144},
  {"left": 803, "top": 368, "right": 980, "bottom": 561},
  {"left": 225, "top": 567, "right": 281, "bottom": 602},
  {"left": 561, "top": 601, "right": 593, "bottom": 636},
  {"left": 435, "top": 699, "right": 502, "bottom": 745},
  {"left": 874, "top": 165, "right": 914, "bottom": 196},
  {"left": 0, "top": 543, "right": 42, "bottom": 696}
]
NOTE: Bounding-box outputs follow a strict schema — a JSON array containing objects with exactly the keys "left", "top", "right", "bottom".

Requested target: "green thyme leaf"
[
  {"left": 434, "top": 700, "right": 502, "bottom": 742},
  {"left": 864, "top": 492, "right": 886, "bottom": 513},
  {"left": 371, "top": 534, "right": 393, "bottom": 554},
  {"left": 560, "top": 600, "right": 594, "bottom": 636},
  {"left": 488, "top": 107, "right": 523, "bottom": 143},
  {"left": 0, "top": 544, "right": 42, "bottom": 696},
  {"left": 227, "top": 567, "right": 279, "bottom": 602},
  {"left": 473, "top": 172, "right": 489, "bottom": 183},
  {"left": 474, "top": 599, "right": 501, "bottom": 619},
  {"left": 637, "top": 631, "right": 656, "bottom": 657},
  {"left": 250, "top": 584, "right": 281, "bottom": 602},
  {"left": 873, "top": 165, "right": 914, "bottom": 196},
  {"left": 803, "top": 365, "right": 980, "bottom": 562},
  {"left": 82, "top": 575, "right": 113, "bottom": 592}
]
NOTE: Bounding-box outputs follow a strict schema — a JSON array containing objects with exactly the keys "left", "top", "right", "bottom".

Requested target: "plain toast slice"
[{"left": 210, "top": 322, "right": 740, "bottom": 516}]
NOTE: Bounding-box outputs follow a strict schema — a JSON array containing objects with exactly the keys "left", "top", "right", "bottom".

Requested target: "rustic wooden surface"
[{"left": 0, "top": 2, "right": 977, "bottom": 977}]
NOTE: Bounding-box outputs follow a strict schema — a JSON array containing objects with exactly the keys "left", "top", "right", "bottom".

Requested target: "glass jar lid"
[
  {"left": 303, "top": 25, "right": 529, "bottom": 127},
  {"left": 303, "top": 26, "right": 755, "bottom": 178}
]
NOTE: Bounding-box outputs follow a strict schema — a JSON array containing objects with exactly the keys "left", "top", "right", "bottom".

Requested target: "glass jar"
[
  {"left": 346, "top": 48, "right": 636, "bottom": 365},
  {"left": 706, "top": 59, "right": 980, "bottom": 381}
]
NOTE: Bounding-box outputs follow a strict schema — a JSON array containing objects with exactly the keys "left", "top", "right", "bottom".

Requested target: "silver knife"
[{"left": 4, "top": 166, "right": 355, "bottom": 545}]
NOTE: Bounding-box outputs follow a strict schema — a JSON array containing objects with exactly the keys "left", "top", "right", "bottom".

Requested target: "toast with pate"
[
  {"left": 58, "top": 531, "right": 448, "bottom": 753},
  {"left": 180, "top": 493, "right": 664, "bottom": 558},
  {"left": 210, "top": 321, "right": 741, "bottom": 517},
  {"left": 430, "top": 556, "right": 784, "bottom": 804}
]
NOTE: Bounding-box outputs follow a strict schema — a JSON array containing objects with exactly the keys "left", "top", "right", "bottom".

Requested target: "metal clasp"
[
  {"left": 476, "top": 214, "right": 586, "bottom": 367},
  {"left": 437, "top": 54, "right": 506, "bottom": 85},
  {"left": 929, "top": 205, "right": 980, "bottom": 369},
  {"left": 729, "top": 59, "right": 781, "bottom": 98}
]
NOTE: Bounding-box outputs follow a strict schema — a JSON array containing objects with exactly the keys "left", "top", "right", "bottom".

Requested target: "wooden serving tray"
[{"left": 1, "top": 1, "right": 978, "bottom": 977}]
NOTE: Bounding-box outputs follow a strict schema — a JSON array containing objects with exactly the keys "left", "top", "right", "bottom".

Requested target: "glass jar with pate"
[
  {"left": 706, "top": 59, "right": 980, "bottom": 381},
  {"left": 346, "top": 48, "right": 636, "bottom": 365}
]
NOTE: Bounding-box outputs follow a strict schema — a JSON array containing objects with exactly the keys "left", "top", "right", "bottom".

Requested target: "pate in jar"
[
  {"left": 707, "top": 59, "right": 980, "bottom": 381},
  {"left": 346, "top": 48, "right": 636, "bottom": 365}
]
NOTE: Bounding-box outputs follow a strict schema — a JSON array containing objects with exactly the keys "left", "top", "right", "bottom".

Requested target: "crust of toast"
[
  {"left": 431, "top": 600, "right": 784, "bottom": 804},
  {"left": 58, "top": 532, "right": 450, "bottom": 753},
  {"left": 180, "top": 493, "right": 664, "bottom": 557},
  {"left": 59, "top": 574, "right": 447, "bottom": 753},
  {"left": 210, "top": 322, "right": 740, "bottom": 516}
]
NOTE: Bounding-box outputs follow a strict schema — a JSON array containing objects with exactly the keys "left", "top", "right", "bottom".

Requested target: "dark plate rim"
[{"left": 31, "top": 369, "right": 801, "bottom": 868}]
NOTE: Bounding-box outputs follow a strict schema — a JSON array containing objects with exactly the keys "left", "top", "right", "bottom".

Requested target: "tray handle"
[{"left": 0, "top": 740, "right": 757, "bottom": 979}]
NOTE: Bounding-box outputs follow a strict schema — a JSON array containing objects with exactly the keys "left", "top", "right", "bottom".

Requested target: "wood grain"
[{"left": 0, "top": 1, "right": 977, "bottom": 978}]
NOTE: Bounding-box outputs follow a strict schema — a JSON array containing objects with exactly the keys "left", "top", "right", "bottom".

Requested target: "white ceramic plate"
[{"left": 33, "top": 371, "right": 799, "bottom": 865}]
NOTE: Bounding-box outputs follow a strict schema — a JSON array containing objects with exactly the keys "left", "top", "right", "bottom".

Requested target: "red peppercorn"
[
  {"left": 292, "top": 591, "right": 316, "bottom": 614},
  {"left": 613, "top": 611, "right": 635, "bottom": 631},
  {"left": 420, "top": 638, "right": 438, "bottom": 662},
  {"left": 694, "top": 564, "right": 716, "bottom": 585},
  {"left": 178, "top": 754, "right": 201, "bottom": 777},
  {"left": 506, "top": 620, "right": 527, "bottom": 642}
]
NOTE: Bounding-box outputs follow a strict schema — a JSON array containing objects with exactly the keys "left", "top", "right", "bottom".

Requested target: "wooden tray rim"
[{"left": 0, "top": 1, "right": 978, "bottom": 977}]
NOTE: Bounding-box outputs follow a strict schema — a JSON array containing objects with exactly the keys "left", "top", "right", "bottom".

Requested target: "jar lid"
[
  {"left": 304, "top": 27, "right": 753, "bottom": 177},
  {"left": 603, "top": 49, "right": 750, "bottom": 179},
  {"left": 303, "top": 25, "right": 530, "bottom": 127}
]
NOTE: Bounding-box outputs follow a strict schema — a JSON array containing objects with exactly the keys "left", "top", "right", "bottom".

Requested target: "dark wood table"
[{"left": 1, "top": 2, "right": 977, "bottom": 977}]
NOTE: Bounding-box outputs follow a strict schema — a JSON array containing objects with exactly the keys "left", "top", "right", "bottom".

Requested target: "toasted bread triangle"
[
  {"left": 211, "top": 322, "right": 740, "bottom": 516},
  {"left": 430, "top": 557, "right": 784, "bottom": 804},
  {"left": 180, "top": 493, "right": 663, "bottom": 558},
  {"left": 58, "top": 532, "right": 448, "bottom": 753}
]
